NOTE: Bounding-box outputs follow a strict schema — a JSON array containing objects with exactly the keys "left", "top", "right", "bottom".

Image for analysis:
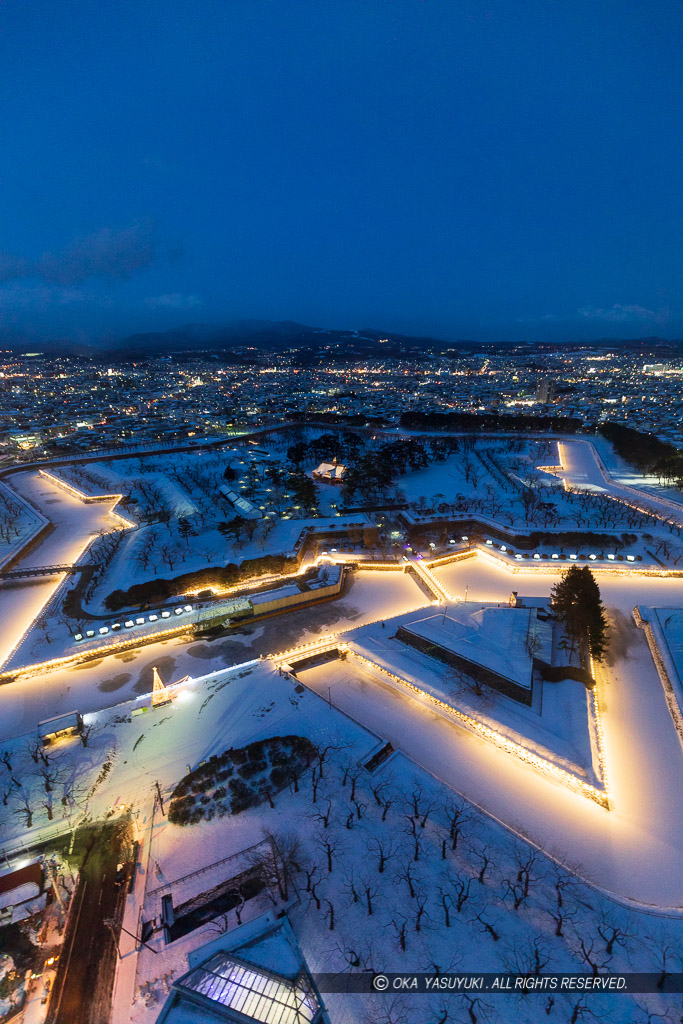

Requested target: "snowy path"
[{"left": 559, "top": 439, "right": 683, "bottom": 519}]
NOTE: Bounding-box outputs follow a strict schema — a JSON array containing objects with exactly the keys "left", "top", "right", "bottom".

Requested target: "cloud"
[
  {"left": 0, "top": 222, "right": 156, "bottom": 287},
  {"left": 144, "top": 292, "right": 203, "bottom": 310},
  {"left": 39, "top": 222, "right": 155, "bottom": 285},
  {"left": 577, "top": 303, "right": 665, "bottom": 324},
  {"left": 0, "top": 284, "right": 87, "bottom": 308}
]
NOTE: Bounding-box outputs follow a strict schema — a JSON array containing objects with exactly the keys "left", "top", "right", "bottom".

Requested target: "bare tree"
[
  {"left": 596, "top": 909, "right": 634, "bottom": 956},
  {"left": 472, "top": 844, "right": 494, "bottom": 885},
  {"left": 360, "top": 876, "right": 379, "bottom": 916},
  {"left": 403, "top": 814, "right": 423, "bottom": 862},
  {"left": 413, "top": 889, "right": 429, "bottom": 932},
  {"left": 309, "top": 798, "right": 332, "bottom": 829},
  {"left": 342, "top": 870, "right": 360, "bottom": 905},
  {"left": 502, "top": 844, "right": 538, "bottom": 910},
  {"left": 366, "top": 837, "right": 399, "bottom": 874},
  {"left": 444, "top": 798, "right": 473, "bottom": 852},
  {"left": 502, "top": 934, "right": 551, "bottom": 979},
  {"left": 443, "top": 868, "right": 473, "bottom": 913},
  {"left": 638, "top": 927, "right": 683, "bottom": 991},
  {"left": 474, "top": 909, "right": 500, "bottom": 942},
  {"left": 13, "top": 791, "right": 33, "bottom": 828},
  {"left": 409, "top": 783, "right": 436, "bottom": 828},
  {"left": 334, "top": 937, "right": 361, "bottom": 969},
  {"left": 396, "top": 861, "right": 420, "bottom": 899},
  {"left": 80, "top": 723, "right": 97, "bottom": 748},
  {"left": 248, "top": 830, "right": 301, "bottom": 903},
  {"left": 568, "top": 931, "right": 613, "bottom": 978},
  {"left": 391, "top": 916, "right": 408, "bottom": 952},
  {"left": 315, "top": 831, "right": 339, "bottom": 874}
]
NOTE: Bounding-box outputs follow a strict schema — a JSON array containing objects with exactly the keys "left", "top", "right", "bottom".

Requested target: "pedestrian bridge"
[{"left": 0, "top": 563, "right": 93, "bottom": 581}]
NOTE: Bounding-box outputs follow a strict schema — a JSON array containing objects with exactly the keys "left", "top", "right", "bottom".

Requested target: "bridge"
[{"left": 0, "top": 563, "right": 94, "bottom": 580}]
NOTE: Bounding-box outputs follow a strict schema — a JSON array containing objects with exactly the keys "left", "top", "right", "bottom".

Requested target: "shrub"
[
  {"left": 239, "top": 760, "right": 267, "bottom": 779},
  {"left": 269, "top": 766, "right": 288, "bottom": 788}
]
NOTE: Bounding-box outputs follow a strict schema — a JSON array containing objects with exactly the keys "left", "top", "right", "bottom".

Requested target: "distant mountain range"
[
  {"left": 2, "top": 320, "right": 681, "bottom": 360},
  {"left": 109, "top": 320, "right": 448, "bottom": 359}
]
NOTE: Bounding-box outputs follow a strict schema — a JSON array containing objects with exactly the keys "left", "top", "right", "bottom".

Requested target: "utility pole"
[
  {"left": 45, "top": 857, "right": 66, "bottom": 913},
  {"left": 104, "top": 918, "right": 158, "bottom": 957},
  {"left": 155, "top": 781, "right": 165, "bottom": 816}
]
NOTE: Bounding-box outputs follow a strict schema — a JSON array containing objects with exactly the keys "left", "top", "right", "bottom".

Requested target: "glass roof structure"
[{"left": 179, "top": 951, "right": 322, "bottom": 1024}]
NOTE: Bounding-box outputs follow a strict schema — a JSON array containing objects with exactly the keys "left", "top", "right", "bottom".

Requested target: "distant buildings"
[{"left": 536, "top": 377, "right": 556, "bottom": 404}]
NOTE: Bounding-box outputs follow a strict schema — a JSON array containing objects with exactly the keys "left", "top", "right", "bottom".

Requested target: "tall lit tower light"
[{"left": 151, "top": 666, "right": 172, "bottom": 708}]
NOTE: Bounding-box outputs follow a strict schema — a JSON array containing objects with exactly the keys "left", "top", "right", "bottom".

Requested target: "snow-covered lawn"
[{"left": 0, "top": 479, "right": 47, "bottom": 570}]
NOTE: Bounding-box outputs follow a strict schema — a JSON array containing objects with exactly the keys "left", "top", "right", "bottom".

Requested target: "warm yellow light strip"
[
  {"left": 556, "top": 442, "right": 683, "bottom": 527},
  {"left": 265, "top": 624, "right": 609, "bottom": 808},
  {"left": 271, "top": 633, "right": 347, "bottom": 664},
  {"left": 0, "top": 621, "right": 190, "bottom": 682},
  {"left": 350, "top": 650, "right": 610, "bottom": 809},
  {"left": 0, "top": 534, "right": 97, "bottom": 672},
  {"left": 38, "top": 469, "right": 136, "bottom": 529}
]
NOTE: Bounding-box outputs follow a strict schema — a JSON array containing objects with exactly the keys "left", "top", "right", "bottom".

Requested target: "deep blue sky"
[{"left": 1, "top": 0, "right": 681, "bottom": 343}]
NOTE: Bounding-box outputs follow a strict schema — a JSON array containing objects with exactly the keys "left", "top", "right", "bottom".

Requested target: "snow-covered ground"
[
  {"left": 3, "top": 652, "right": 667, "bottom": 1024},
  {"left": 558, "top": 439, "right": 683, "bottom": 522},
  {"left": 2, "top": 544, "right": 683, "bottom": 1022},
  {"left": 0, "top": 479, "right": 47, "bottom": 569},
  {"left": 41, "top": 661, "right": 672, "bottom": 1024},
  {"left": 0, "top": 569, "right": 427, "bottom": 742},
  {"left": 341, "top": 608, "right": 598, "bottom": 785},
  {"left": 0, "top": 471, "right": 125, "bottom": 669}
]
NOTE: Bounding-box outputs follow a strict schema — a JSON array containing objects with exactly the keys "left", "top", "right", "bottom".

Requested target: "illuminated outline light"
[
  {"left": 350, "top": 650, "right": 610, "bottom": 809},
  {"left": 38, "top": 469, "right": 136, "bottom": 529}
]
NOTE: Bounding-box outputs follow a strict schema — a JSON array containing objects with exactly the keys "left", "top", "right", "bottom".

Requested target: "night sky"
[{"left": 1, "top": 1, "right": 681, "bottom": 343}]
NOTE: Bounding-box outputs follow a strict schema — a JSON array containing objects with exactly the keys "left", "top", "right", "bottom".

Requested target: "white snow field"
[{"left": 0, "top": 470, "right": 126, "bottom": 668}]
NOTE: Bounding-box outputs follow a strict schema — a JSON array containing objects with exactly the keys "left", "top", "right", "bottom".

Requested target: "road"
[{"left": 47, "top": 818, "right": 133, "bottom": 1024}]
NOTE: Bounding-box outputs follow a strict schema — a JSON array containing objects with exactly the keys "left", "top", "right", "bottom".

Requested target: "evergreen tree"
[{"left": 551, "top": 565, "right": 608, "bottom": 664}]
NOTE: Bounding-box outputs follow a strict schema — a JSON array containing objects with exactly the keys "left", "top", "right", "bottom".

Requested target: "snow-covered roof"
[
  {"left": 400, "top": 605, "right": 550, "bottom": 690},
  {"left": 219, "top": 485, "right": 262, "bottom": 519},
  {"left": 312, "top": 461, "right": 346, "bottom": 479},
  {"left": 0, "top": 860, "right": 43, "bottom": 910},
  {"left": 249, "top": 584, "right": 301, "bottom": 606}
]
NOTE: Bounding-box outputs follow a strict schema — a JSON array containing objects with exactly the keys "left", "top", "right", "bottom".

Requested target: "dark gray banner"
[{"left": 312, "top": 973, "right": 683, "bottom": 995}]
